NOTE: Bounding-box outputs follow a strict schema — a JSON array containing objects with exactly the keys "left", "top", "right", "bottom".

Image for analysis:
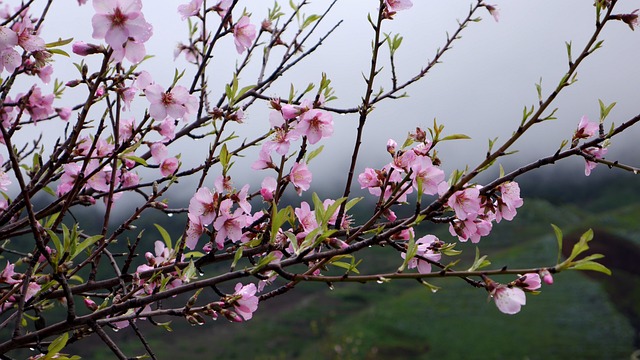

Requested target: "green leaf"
[
  {"left": 306, "top": 145, "right": 324, "bottom": 163},
  {"left": 418, "top": 279, "right": 441, "bottom": 293},
  {"left": 301, "top": 14, "right": 321, "bottom": 30},
  {"left": 48, "top": 48, "right": 70, "bottom": 57},
  {"left": 45, "top": 332, "right": 69, "bottom": 359},
  {"left": 182, "top": 259, "right": 198, "bottom": 283},
  {"left": 598, "top": 99, "right": 616, "bottom": 122},
  {"left": 551, "top": 224, "right": 563, "bottom": 264},
  {"left": 270, "top": 206, "right": 291, "bottom": 244},
  {"left": 231, "top": 247, "right": 243, "bottom": 270},
  {"left": 398, "top": 234, "right": 417, "bottom": 272},
  {"left": 237, "top": 84, "right": 255, "bottom": 99},
  {"left": 124, "top": 155, "right": 148, "bottom": 167},
  {"left": 72, "top": 235, "right": 102, "bottom": 259},
  {"left": 468, "top": 247, "right": 490, "bottom": 271},
  {"left": 156, "top": 321, "right": 173, "bottom": 332},
  {"left": 154, "top": 224, "right": 172, "bottom": 249},
  {"left": 250, "top": 253, "right": 278, "bottom": 274},
  {"left": 46, "top": 229, "right": 62, "bottom": 261},
  {"left": 331, "top": 261, "right": 360, "bottom": 274},
  {"left": 569, "top": 260, "right": 611, "bottom": 275},
  {"left": 219, "top": 143, "right": 230, "bottom": 170},
  {"left": 439, "top": 134, "right": 471, "bottom": 142},
  {"left": 46, "top": 38, "right": 74, "bottom": 48}
]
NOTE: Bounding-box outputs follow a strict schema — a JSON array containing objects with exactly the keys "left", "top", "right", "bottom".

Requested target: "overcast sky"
[{"left": 32, "top": 1, "right": 640, "bottom": 195}]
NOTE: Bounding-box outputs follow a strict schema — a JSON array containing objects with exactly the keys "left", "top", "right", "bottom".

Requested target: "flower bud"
[
  {"left": 220, "top": 309, "right": 243, "bottom": 322},
  {"left": 72, "top": 41, "right": 102, "bottom": 56},
  {"left": 83, "top": 297, "right": 98, "bottom": 311},
  {"left": 540, "top": 269, "right": 554, "bottom": 285}
]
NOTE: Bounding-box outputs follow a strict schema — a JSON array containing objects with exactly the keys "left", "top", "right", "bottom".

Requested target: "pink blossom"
[
  {"left": 232, "top": 282, "right": 259, "bottom": 321},
  {"left": 160, "top": 157, "right": 179, "bottom": 177},
  {"left": 135, "top": 70, "right": 155, "bottom": 91},
  {"left": 260, "top": 176, "right": 277, "bottom": 201},
  {"left": 484, "top": 4, "right": 500, "bottom": 22},
  {"left": 56, "top": 107, "right": 72, "bottom": 121},
  {"left": 178, "top": 0, "right": 203, "bottom": 20},
  {"left": 112, "top": 38, "right": 149, "bottom": 63},
  {"left": 37, "top": 65, "right": 53, "bottom": 84},
  {"left": 495, "top": 181, "right": 524, "bottom": 222},
  {"left": 492, "top": 285, "right": 526, "bottom": 315},
  {"left": 213, "top": 0, "right": 233, "bottom": 18},
  {"left": 358, "top": 168, "right": 381, "bottom": 189},
  {"left": 516, "top": 273, "right": 542, "bottom": 291},
  {"left": 118, "top": 117, "right": 136, "bottom": 142},
  {"left": 120, "top": 170, "right": 139, "bottom": 188},
  {"left": 0, "top": 26, "right": 20, "bottom": 73},
  {"left": 13, "top": 17, "right": 45, "bottom": 52},
  {"left": 214, "top": 175, "right": 233, "bottom": 194},
  {"left": 25, "top": 282, "right": 41, "bottom": 301},
  {"left": 86, "top": 162, "right": 117, "bottom": 193},
  {"left": 158, "top": 119, "right": 176, "bottom": 142},
  {"left": 296, "top": 109, "right": 334, "bottom": 145},
  {"left": 251, "top": 148, "right": 274, "bottom": 170},
  {"left": 23, "top": 86, "right": 54, "bottom": 122},
  {"left": 0, "top": 171, "right": 10, "bottom": 191},
  {"left": 91, "top": 0, "right": 153, "bottom": 53},
  {"left": 449, "top": 217, "right": 492, "bottom": 243},
  {"left": 185, "top": 213, "right": 204, "bottom": 250},
  {"left": 1, "top": 261, "right": 21, "bottom": 285},
  {"left": 410, "top": 156, "right": 445, "bottom": 195},
  {"left": 289, "top": 162, "right": 312, "bottom": 195},
  {"left": 448, "top": 187, "right": 481, "bottom": 221},
  {"left": 583, "top": 147, "right": 607, "bottom": 176},
  {"left": 401, "top": 235, "right": 441, "bottom": 274},
  {"left": 149, "top": 142, "right": 168, "bottom": 163},
  {"left": 188, "top": 187, "right": 217, "bottom": 225},
  {"left": 145, "top": 84, "right": 195, "bottom": 120},
  {"left": 385, "top": 0, "right": 413, "bottom": 12},
  {"left": 574, "top": 115, "right": 598, "bottom": 140},
  {"left": 233, "top": 16, "right": 256, "bottom": 54},
  {"left": 213, "top": 199, "right": 247, "bottom": 249},
  {"left": 295, "top": 201, "right": 318, "bottom": 232},
  {"left": 57, "top": 163, "right": 82, "bottom": 196},
  {"left": 232, "top": 184, "right": 252, "bottom": 214}
]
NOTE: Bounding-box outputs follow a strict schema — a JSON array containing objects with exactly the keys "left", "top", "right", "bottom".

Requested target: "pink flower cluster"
[
  {"left": 358, "top": 131, "right": 524, "bottom": 244},
  {"left": 56, "top": 137, "right": 140, "bottom": 201},
  {"left": 485, "top": 272, "right": 550, "bottom": 314},
  {"left": 1, "top": 261, "right": 41, "bottom": 314},
  {"left": 91, "top": 0, "right": 153, "bottom": 63},
  {"left": 187, "top": 176, "right": 256, "bottom": 251},
  {"left": 401, "top": 235, "right": 442, "bottom": 274},
  {"left": 252, "top": 98, "right": 334, "bottom": 197},
  {"left": 0, "top": 15, "right": 46, "bottom": 74}
]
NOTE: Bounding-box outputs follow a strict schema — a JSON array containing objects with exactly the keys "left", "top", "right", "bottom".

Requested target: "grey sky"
[{"left": 28, "top": 1, "right": 640, "bottom": 196}]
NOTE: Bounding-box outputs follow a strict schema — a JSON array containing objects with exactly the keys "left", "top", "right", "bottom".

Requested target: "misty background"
[{"left": 22, "top": 0, "right": 640, "bottom": 205}]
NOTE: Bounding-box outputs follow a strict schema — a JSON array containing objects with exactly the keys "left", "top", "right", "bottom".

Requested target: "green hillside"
[{"left": 68, "top": 193, "right": 640, "bottom": 359}]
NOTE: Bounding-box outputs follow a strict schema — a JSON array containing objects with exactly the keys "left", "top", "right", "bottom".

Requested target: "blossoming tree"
[{"left": 0, "top": 0, "right": 637, "bottom": 358}]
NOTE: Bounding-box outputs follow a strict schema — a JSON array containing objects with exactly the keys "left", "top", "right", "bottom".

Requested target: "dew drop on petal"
[{"left": 167, "top": 213, "right": 173, "bottom": 217}]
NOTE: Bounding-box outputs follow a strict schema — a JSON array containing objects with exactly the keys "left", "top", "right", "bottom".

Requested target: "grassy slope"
[{"left": 75, "top": 197, "right": 640, "bottom": 359}]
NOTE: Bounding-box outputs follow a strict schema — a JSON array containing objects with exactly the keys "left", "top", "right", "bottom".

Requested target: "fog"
[{"left": 24, "top": 1, "right": 640, "bottom": 200}]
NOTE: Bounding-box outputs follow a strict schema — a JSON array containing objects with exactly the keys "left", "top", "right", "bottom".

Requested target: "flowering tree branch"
[{"left": 0, "top": 0, "right": 637, "bottom": 358}]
